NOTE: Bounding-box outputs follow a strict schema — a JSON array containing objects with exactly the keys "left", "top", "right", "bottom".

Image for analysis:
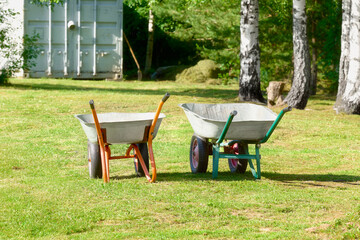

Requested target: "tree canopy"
[{"left": 122, "top": 0, "right": 341, "bottom": 92}]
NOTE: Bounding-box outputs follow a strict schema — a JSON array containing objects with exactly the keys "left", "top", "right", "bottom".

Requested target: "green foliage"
[
  {"left": 259, "top": 0, "right": 293, "bottom": 86},
  {"left": 22, "top": 34, "right": 41, "bottom": 71},
  {"left": 123, "top": 0, "right": 342, "bottom": 91},
  {"left": 0, "top": 69, "right": 9, "bottom": 85},
  {"left": 0, "top": 7, "right": 19, "bottom": 85},
  {"left": 28, "top": 0, "right": 64, "bottom": 7},
  {"left": 123, "top": 0, "right": 239, "bottom": 79},
  {"left": 307, "top": 0, "right": 342, "bottom": 92},
  {"left": 259, "top": 0, "right": 341, "bottom": 90},
  {"left": 123, "top": 0, "right": 199, "bottom": 75},
  {"left": 156, "top": 0, "right": 240, "bottom": 74}
]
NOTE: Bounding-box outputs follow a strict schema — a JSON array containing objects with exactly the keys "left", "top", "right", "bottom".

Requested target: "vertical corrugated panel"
[{"left": 23, "top": 0, "right": 123, "bottom": 79}]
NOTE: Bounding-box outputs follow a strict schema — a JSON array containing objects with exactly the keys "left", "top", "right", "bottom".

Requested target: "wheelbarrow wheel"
[
  {"left": 88, "top": 140, "right": 102, "bottom": 179},
  {"left": 133, "top": 143, "right": 149, "bottom": 177},
  {"left": 227, "top": 143, "right": 248, "bottom": 174},
  {"left": 190, "top": 135, "right": 209, "bottom": 173}
]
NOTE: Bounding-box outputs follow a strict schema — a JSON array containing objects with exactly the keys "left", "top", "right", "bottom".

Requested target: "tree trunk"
[
  {"left": 144, "top": 9, "right": 154, "bottom": 77},
  {"left": 284, "top": 0, "right": 311, "bottom": 109},
  {"left": 335, "top": 0, "right": 351, "bottom": 111},
  {"left": 336, "top": 0, "right": 360, "bottom": 114},
  {"left": 239, "top": 0, "right": 265, "bottom": 104}
]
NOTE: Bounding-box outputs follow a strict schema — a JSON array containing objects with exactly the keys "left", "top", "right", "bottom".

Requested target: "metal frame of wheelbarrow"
[
  {"left": 89, "top": 93, "right": 170, "bottom": 183},
  {"left": 211, "top": 106, "right": 292, "bottom": 180}
]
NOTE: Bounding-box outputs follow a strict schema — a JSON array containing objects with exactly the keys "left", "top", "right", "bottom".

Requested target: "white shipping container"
[{"left": 0, "top": 0, "right": 123, "bottom": 80}]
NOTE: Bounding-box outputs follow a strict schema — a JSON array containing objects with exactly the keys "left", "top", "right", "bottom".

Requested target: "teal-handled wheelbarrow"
[{"left": 179, "top": 103, "right": 292, "bottom": 180}]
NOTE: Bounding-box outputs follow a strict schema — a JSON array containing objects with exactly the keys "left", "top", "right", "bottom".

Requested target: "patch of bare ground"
[
  {"left": 259, "top": 227, "right": 273, "bottom": 233},
  {"left": 306, "top": 224, "right": 331, "bottom": 233},
  {"left": 231, "top": 208, "right": 272, "bottom": 221},
  {"left": 97, "top": 220, "right": 122, "bottom": 226},
  {"left": 305, "top": 224, "right": 332, "bottom": 240}
]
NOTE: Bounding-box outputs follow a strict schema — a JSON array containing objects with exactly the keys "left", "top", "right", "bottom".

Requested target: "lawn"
[{"left": 1, "top": 78, "right": 359, "bottom": 239}]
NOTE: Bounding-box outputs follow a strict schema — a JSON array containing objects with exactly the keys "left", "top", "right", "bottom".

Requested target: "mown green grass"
[{"left": 1, "top": 78, "right": 359, "bottom": 239}]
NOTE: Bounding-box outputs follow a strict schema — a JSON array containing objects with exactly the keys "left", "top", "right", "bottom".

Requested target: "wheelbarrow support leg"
[
  {"left": 212, "top": 145, "right": 220, "bottom": 179},
  {"left": 212, "top": 110, "right": 237, "bottom": 179},
  {"left": 248, "top": 144, "right": 261, "bottom": 180},
  {"left": 256, "top": 144, "right": 261, "bottom": 179},
  {"left": 130, "top": 144, "right": 152, "bottom": 182}
]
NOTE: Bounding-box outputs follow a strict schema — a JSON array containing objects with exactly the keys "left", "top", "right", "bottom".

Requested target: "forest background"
[
  {"left": 122, "top": 0, "right": 341, "bottom": 93},
  {"left": 0, "top": 0, "right": 342, "bottom": 93}
]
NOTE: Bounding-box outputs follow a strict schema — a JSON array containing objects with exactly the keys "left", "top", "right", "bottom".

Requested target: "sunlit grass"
[{"left": 0, "top": 78, "right": 359, "bottom": 239}]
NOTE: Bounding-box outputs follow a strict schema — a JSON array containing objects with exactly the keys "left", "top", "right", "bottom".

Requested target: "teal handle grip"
[
  {"left": 260, "top": 106, "right": 291, "bottom": 144},
  {"left": 282, "top": 106, "right": 292, "bottom": 113},
  {"left": 162, "top": 92, "right": 170, "bottom": 102}
]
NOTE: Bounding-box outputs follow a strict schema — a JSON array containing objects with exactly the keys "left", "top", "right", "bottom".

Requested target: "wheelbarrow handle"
[
  {"left": 89, "top": 100, "right": 95, "bottom": 110},
  {"left": 260, "top": 105, "right": 292, "bottom": 144},
  {"left": 149, "top": 92, "right": 171, "bottom": 141},
  {"left": 216, "top": 110, "right": 237, "bottom": 145},
  {"left": 162, "top": 92, "right": 170, "bottom": 103}
]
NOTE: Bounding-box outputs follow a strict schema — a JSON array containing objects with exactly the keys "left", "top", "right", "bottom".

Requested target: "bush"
[
  {"left": 0, "top": 7, "right": 39, "bottom": 85},
  {"left": 0, "top": 69, "right": 9, "bottom": 85}
]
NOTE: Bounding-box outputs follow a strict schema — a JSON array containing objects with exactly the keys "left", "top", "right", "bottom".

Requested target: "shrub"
[{"left": 0, "top": 7, "right": 39, "bottom": 85}]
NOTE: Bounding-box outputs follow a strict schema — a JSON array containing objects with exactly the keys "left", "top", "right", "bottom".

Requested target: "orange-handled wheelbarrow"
[{"left": 75, "top": 93, "right": 170, "bottom": 183}]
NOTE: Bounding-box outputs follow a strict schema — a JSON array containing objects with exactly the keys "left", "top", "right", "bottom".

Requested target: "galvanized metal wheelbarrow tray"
[
  {"left": 179, "top": 103, "right": 291, "bottom": 180},
  {"left": 75, "top": 93, "right": 170, "bottom": 183}
]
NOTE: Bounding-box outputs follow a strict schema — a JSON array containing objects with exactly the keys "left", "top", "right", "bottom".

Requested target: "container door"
[
  {"left": 24, "top": 2, "right": 49, "bottom": 77},
  {"left": 78, "top": 0, "right": 123, "bottom": 79},
  {"left": 24, "top": 0, "right": 123, "bottom": 79},
  {"left": 96, "top": 0, "right": 123, "bottom": 76}
]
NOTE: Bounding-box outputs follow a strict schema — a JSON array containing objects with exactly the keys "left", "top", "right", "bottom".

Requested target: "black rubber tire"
[
  {"left": 189, "top": 135, "right": 209, "bottom": 173},
  {"left": 134, "top": 143, "right": 149, "bottom": 177},
  {"left": 88, "top": 140, "right": 102, "bottom": 179},
  {"left": 227, "top": 143, "right": 248, "bottom": 174}
]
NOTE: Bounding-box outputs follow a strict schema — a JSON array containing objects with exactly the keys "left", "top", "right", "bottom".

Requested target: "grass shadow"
[
  {"left": 9, "top": 82, "right": 238, "bottom": 100},
  {"left": 156, "top": 171, "right": 256, "bottom": 182},
  {"left": 262, "top": 172, "right": 360, "bottom": 182},
  {"left": 148, "top": 171, "right": 360, "bottom": 185},
  {"left": 91, "top": 171, "right": 360, "bottom": 185},
  {"left": 108, "top": 171, "right": 253, "bottom": 182},
  {"left": 110, "top": 174, "right": 139, "bottom": 181},
  {"left": 262, "top": 172, "right": 360, "bottom": 188}
]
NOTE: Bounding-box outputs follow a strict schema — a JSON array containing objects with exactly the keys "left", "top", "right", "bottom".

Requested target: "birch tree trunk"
[
  {"left": 335, "top": 0, "right": 351, "bottom": 110},
  {"left": 284, "top": 0, "right": 311, "bottom": 109},
  {"left": 335, "top": 0, "right": 351, "bottom": 111},
  {"left": 336, "top": 0, "right": 360, "bottom": 114},
  {"left": 239, "top": 0, "right": 265, "bottom": 103}
]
